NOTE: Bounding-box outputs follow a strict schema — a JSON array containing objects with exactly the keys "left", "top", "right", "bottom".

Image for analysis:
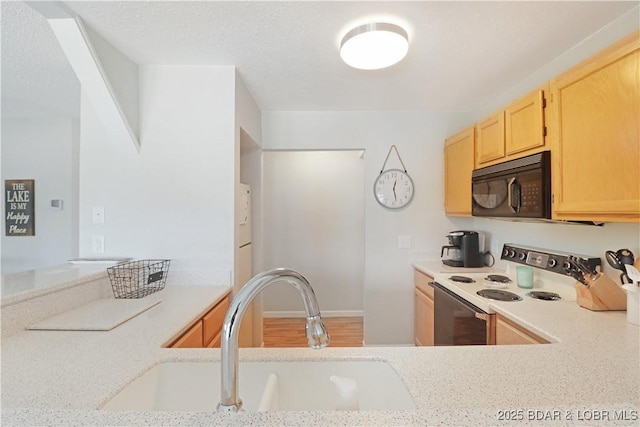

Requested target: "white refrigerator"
[{"left": 237, "top": 184, "right": 259, "bottom": 346}]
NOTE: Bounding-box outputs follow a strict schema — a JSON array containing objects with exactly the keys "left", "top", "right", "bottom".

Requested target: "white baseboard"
[{"left": 263, "top": 310, "right": 363, "bottom": 318}]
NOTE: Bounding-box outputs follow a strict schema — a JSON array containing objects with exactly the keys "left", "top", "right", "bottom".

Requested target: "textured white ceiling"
[{"left": 1, "top": 1, "right": 638, "bottom": 118}]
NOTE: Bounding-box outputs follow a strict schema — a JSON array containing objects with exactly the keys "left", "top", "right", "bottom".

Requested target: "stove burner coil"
[
  {"left": 476, "top": 289, "right": 523, "bottom": 301},
  {"left": 449, "top": 275, "right": 475, "bottom": 283},
  {"left": 485, "top": 274, "right": 511, "bottom": 283},
  {"left": 526, "top": 291, "right": 562, "bottom": 301}
]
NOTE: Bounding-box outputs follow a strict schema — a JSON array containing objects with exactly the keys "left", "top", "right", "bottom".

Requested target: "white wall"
[
  {"left": 79, "top": 66, "right": 236, "bottom": 285},
  {"left": 1, "top": 118, "right": 79, "bottom": 274},
  {"left": 474, "top": 220, "right": 640, "bottom": 280},
  {"left": 262, "top": 150, "right": 365, "bottom": 315},
  {"left": 262, "top": 110, "right": 472, "bottom": 344},
  {"left": 84, "top": 24, "right": 139, "bottom": 139}
]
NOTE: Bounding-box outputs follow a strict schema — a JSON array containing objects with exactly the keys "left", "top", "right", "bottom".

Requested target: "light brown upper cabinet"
[
  {"left": 505, "top": 88, "right": 546, "bottom": 156},
  {"left": 549, "top": 31, "right": 639, "bottom": 223},
  {"left": 475, "top": 111, "right": 505, "bottom": 166},
  {"left": 444, "top": 125, "right": 475, "bottom": 216},
  {"left": 476, "top": 88, "right": 547, "bottom": 168}
]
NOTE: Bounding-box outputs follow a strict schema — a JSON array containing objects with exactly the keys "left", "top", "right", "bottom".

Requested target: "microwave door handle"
[{"left": 508, "top": 177, "right": 521, "bottom": 213}]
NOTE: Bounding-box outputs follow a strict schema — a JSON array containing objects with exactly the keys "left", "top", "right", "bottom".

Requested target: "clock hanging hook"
[{"left": 379, "top": 144, "right": 408, "bottom": 174}]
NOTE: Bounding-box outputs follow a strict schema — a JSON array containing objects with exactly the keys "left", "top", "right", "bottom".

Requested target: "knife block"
[{"left": 574, "top": 273, "right": 627, "bottom": 311}]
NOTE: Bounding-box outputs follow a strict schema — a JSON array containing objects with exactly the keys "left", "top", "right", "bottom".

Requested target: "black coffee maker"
[{"left": 441, "top": 231, "right": 484, "bottom": 267}]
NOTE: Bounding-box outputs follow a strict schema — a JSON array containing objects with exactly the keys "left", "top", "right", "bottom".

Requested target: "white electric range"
[
  {"left": 432, "top": 267, "right": 577, "bottom": 313},
  {"left": 432, "top": 243, "right": 602, "bottom": 313},
  {"left": 427, "top": 244, "right": 602, "bottom": 346}
]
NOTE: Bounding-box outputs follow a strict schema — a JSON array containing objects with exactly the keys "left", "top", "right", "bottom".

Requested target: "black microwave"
[{"left": 471, "top": 151, "right": 551, "bottom": 219}]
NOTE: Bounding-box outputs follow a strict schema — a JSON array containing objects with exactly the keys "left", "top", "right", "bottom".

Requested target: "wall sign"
[{"left": 5, "top": 179, "right": 35, "bottom": 236}]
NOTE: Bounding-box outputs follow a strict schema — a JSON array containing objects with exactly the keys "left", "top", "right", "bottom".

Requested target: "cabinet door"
[
  {"left": 505, "top": 89, "right": 546, "bottom": 156},
  {"left": 171, "top": 321, "right": 204, "bottom": 348},
  {"left": 444, "top": 126, "right": 475, "bottom": 216},
  {"left": 414, "top": 287, "right": 434, "bottom": 346},
  {"left": 495, "top": 315, "right": 548, "bottom": 345},
  {"left": 203, "top": 295, "right": 230, "bottom": 347},
  {"left": 550, "top": 31, "right": 639, "bottom": 222},
  {"left": 414, "top": 270, "right": 434, "bottom": 346},
  {"left": 207, "top": 330, "right": 222, "bottom": 348},
  {"left": 476, "top": 111, "right": 505, "bottom": 166}
]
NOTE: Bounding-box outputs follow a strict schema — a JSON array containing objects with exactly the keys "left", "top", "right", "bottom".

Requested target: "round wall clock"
[{"left": 373, "top": 168, "right": 414, "bottom": 209}]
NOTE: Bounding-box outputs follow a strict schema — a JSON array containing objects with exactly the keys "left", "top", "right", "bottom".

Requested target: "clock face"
[{"left": 374, "top": 169, "right": 414, "bottom": 209}]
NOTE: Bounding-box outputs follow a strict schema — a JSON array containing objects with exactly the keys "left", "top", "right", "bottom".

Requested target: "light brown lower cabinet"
[
  {"left": 495, "top": 314, "right": 549, "bottom": 345},
  {"left": 171, "top": 321, "right": 204, "bottom": 348},
  {"left": 414, "top": 270, "right": 434, "bottom": 346},
  {"left": 169, "top": 293, "right": 231, "bottom": 348}
]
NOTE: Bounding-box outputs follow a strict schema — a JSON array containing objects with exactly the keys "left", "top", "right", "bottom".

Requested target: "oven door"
[{"left": 431, "top": 282, "right": 491, "bottom": 346}]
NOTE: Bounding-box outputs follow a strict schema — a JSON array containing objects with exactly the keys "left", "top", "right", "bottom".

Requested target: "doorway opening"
[{"left": 261, "top": 149, "right": 365, "bottom": 343}]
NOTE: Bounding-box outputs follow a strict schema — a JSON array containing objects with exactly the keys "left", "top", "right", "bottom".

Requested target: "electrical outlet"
[
  {"left": 398, "top": 235, "right": 411, "bottom": 249},
  {"left": 92, "top": 236, "right": 104, "bottom": 254}
]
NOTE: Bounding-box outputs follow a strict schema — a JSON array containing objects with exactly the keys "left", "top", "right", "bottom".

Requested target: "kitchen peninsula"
[{"left": 1, "top": 264, "right": 638, "bottom": 426}]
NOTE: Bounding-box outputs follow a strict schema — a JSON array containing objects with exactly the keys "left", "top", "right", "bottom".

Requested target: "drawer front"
[
  {"left": 414, "top": 269, "right": 434, "bottom": 298},
  {"left": 203, "top": 294, "right": 231, "bottom": 346},
  {"left": 496, "top": 315, "right": 548, "bottom": 345}
]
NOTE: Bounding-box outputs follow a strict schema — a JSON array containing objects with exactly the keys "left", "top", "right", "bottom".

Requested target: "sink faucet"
[{"left": 216, "top": 268, "right": 330, "bottom": 412}]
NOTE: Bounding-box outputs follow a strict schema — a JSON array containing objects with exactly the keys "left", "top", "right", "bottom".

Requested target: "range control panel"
[{"left": 501, "top": 244, "right": 601, "bottom": 276}]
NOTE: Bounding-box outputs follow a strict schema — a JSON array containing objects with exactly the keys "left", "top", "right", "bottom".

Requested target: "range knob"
[
  {"left": 563, "top": 261, "right": 572, "bottom": 272},
  {"left": 548, "top": 258, "right": 558, "bottom": 268},
  {"left": 518, "top": 252, "right": 526, "bottom": 260},
  {"left": 508, "top": 249, "right": 516, "bottom": 258},
  {"left": 503, "top": 248, "right": 510, "bottom": 257}
]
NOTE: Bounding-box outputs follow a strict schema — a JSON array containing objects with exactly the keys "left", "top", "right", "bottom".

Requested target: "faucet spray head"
[{"left": 306, "top": 315, "right": 330, "bottom": 349}]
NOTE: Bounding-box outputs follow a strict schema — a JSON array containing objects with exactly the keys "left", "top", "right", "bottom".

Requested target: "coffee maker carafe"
[{"left": 441, "top": 231, "right": 484, "bottom": 268}]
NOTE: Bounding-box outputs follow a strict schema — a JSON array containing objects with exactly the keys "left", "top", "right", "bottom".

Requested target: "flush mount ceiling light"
[{"left": 340, "top": 22, "right": 409, "bottom": 70}]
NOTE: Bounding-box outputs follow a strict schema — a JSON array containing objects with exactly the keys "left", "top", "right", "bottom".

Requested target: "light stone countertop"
[
  {"left": 1, "top": 263, "right": 639, "bottom": 426},
  {"left": 0, "top": 263, "right": 113, "bottom": 305}
]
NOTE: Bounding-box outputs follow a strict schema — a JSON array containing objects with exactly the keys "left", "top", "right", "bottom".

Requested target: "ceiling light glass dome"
[{"left": 340, "top": 22, "right": 409, "bottom": 70}]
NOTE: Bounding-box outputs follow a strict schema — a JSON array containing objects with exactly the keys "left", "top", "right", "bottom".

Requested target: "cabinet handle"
[{"left": 508, "top": 177, "right": 520, "bottom": 213}]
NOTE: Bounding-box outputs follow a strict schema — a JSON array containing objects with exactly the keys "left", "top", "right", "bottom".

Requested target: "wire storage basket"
[{"left": 107, "top": 259, "right": 170, "bottom": 299}]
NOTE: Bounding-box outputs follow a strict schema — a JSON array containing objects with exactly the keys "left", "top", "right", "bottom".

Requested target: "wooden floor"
[{"left": 263, "top": 317, "right": 363, "bottom": 347}]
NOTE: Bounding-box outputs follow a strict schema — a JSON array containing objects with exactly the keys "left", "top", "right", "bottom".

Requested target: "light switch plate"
[
  {"left": 398, "top": 235, "right": 411, "bottom": 249},
  {"left": 92, "top": 206, "right": 105, "bottom": 224}
]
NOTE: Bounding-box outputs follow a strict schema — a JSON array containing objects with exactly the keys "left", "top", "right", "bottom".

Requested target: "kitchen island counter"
[{"left": 2, "top": 273, "right": 639, "bottom": 426}]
